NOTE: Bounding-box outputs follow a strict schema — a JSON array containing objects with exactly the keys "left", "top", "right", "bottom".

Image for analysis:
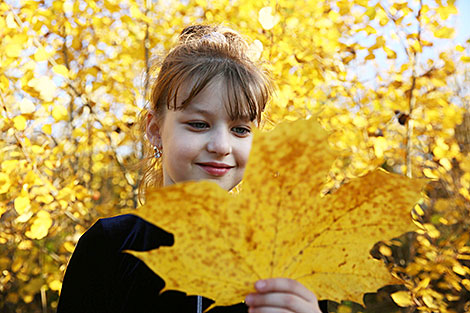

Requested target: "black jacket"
[{"left": 57, "top": 214, "right": 327, "bottom": 313}]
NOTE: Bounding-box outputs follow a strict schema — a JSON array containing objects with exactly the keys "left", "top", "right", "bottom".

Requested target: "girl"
[{"left": 57, "top": 25, "right": 325, "bottom": 313}]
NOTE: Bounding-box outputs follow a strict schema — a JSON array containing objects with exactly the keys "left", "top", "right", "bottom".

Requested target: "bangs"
[{"left": 164, "top": 58, "right": 270, "bottom": 123}]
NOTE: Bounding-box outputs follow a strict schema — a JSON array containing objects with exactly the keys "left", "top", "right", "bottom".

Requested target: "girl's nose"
[{"left": 207, "top": 128, "right": 232, "bottom": 156}]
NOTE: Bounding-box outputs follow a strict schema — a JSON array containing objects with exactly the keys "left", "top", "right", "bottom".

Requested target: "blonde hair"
[{"left": 138, "top": 24, "right": 274, "bottom": 202}]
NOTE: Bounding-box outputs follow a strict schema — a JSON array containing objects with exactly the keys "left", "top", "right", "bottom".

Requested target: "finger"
[
  {"left": 245, "top": 292, "right": 308, "bottom": 313},
  {"left": 254, "top": 278, "right": 317, "bottom": 303},
  {"left": 248, "top": 306, "right": 295, "bottom": 313}
]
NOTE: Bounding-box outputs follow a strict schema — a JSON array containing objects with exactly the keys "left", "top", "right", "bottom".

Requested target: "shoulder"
[
  {"left": 59, "top": 214, "right": 176, "bottom": 313},
  {"left": 81, "top": 214, "right": 174, "bottom": 252}
]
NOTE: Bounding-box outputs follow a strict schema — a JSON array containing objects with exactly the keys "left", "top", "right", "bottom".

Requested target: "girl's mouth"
[{"left": 196, "top": 162, "right": 234, "bottom": 177}]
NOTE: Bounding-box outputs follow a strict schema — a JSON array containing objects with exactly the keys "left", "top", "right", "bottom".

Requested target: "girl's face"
[{"left": 147, "top": 78, "right": 255, "bottom": 191}]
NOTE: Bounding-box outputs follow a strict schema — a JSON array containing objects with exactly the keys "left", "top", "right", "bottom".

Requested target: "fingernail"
[
  {"left": 245, "top": 295, "right": 253, "bottom": 305},
  {"left": 255, "top": 280, "right": 266, "bottom": 290}
]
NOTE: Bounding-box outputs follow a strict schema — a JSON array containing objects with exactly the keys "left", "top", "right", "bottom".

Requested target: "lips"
[{"left": 196, "top": 162, "right": 234, "bottom": 177}]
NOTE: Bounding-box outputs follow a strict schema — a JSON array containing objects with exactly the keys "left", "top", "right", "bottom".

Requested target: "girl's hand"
[{"left": 244, "top": 278, "right": 322, "bottom": 313}]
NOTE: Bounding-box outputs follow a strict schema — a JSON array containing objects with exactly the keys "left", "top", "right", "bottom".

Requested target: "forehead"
[
  {"left": 178, "top": 79, "right": 226, "bottom": 112},
  {"left": 177, "top": 77, "right": 225, "bottom": 104},
  {"left": 173, "top": 76, "right": 254, "bottom": 122}
]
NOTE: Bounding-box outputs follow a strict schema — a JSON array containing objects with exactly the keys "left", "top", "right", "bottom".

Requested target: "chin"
[{"left": 205, "top": 178, "right": 236, "bottom": 191}]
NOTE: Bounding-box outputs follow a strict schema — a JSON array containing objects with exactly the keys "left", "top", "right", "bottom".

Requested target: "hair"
[{"left": 138, "top": 24, "right": 274, "bottom": 202}]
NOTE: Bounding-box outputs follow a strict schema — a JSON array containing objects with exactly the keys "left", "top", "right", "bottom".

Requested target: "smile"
[{"left": 196, "top": 162, "right": 234, "bottom": 177}]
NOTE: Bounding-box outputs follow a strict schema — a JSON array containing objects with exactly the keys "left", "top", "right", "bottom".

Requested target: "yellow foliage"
[
  {"left": 379, "top": 245, "right": 392, "bottom": 257},
  {"left": 0, "top": 0, "right": 467, "bottom": 311},
  {"left": 27, "top": 76, "right": 56, "bottom": 101},
  {"left": 6, "top": 12, "right": 17, "bottom": 28},
  {"left": 422, "top": 168, "right": 439, "bottom": 179},
  {"left": 337, "top": 304, "right": 352, "bottom": 313},
  {"left": 19, "top": 98, "right": 35, "bottom": 114},
  {"left": 373, "top": 137, "right": 388, "bottom": 158},
  {"left": 5, "top": 41, "right": 22, "bottom": 58},
  {"left": 421, "top": 224, "right": 440, "bottom": 239},
  {"left": 33, "top": 46, "right": 49, "bottom": 62},
  {"left": 25, "top": 210, "right": 53, "bottom": 240},
  {"left": 439, "top": 158, "right": 452, "bottom": 171},
  {"left": 63, "top": 242, "right": 75, "bottom": 253},
  {"left": 52, "top": 65, "right": 70, "bottom": 78},
  {"left": 391, "top": 291, "right": 414, "bottom": 307},
  {"left": 258, "top": 7, "right": 280, "bottom": 30},
  {"left": 42, "top": 124, "right": 52, "bottom": 135},
  {"left": 14, "top": 196, "right": 31, "bottom": 215},
  {"left": 51, "top": 105, "right": 68, "bottom": 122},
  {"left": 13, "top": 115, "right": 27, "bottom": 130},
  {"left": 130, "top": 119, "right": 424, "bottom": 307},
  {"left": 49, "top": 279, "right": 62, "bottom": 291},
  {"left": 0, "top": 172, "right": 11, "bottom": 194}
]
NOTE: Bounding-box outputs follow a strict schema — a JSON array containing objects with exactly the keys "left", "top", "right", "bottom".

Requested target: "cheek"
[
  {"left": 165, "top": 142, "right": 189, "bottom": 163},
  {"left": 237, "top": 138, "right": 253, "bottom": 168},
  {"left": 162, "top": 140, "right": 195, "bottom": 182},
  {"left": 163, "top": 132, "right": 201, "bottom": 164}
]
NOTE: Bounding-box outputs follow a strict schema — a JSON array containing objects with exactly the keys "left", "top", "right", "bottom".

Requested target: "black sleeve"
[
  {"left": 56, "top": 215, "right": 329, "bottom": 313},
  {"left": 57, "top": 221, "right": 111, "bottom": 313}
]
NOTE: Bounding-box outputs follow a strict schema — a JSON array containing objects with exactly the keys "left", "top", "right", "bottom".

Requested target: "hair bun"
[
  {"left": 178, "top": 24, "right": 247, "bottom": 50},
  {"left": 179, "top": 25, "right": 212, "bottom": 41}
]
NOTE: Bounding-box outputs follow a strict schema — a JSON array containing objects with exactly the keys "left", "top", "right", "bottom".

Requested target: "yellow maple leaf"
[{"left": 129, "top": 119, "right": 425, "bottom": 308}]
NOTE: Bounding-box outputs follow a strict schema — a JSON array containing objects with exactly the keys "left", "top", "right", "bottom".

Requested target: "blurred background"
[{"left": 1, "top": 0, "right": 469, "bottom": 312}]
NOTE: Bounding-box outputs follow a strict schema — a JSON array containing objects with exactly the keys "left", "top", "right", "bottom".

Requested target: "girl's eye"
[
  {"left": 187, "top": 122, "right": 209, "bottom": 130},
  {"left": 232, "top": 126, "right": 251, "bottom": 136}
]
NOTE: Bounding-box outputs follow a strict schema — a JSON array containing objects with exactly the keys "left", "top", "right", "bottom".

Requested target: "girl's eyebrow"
[
  {"left": 185, "top": 105, "right": 253, "bottom": 123},
  {"left": 186, "top": 107, "right": 212, "bottom": 115},
  {"left": 182, "top": 106, "right": 214, "bottom": 118}
]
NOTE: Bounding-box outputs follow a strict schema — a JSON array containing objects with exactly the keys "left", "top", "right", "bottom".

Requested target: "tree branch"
[{"left": 404, "top": 0, "right": 423, "bottom": 178}]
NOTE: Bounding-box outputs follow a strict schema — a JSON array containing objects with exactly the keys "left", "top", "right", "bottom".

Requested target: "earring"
[{"left": 153, "top": 145, "right": 162, "bottom": 159}]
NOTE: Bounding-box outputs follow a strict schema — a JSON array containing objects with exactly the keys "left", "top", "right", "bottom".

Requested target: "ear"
[{"left": 146, "top": 111, "right": 162, "bottom": 148}]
